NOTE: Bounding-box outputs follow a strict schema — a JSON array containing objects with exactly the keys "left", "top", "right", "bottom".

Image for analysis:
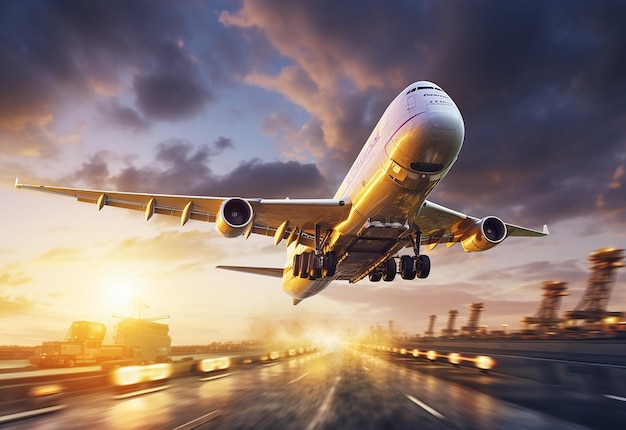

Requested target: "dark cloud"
[
  {"left": 0, "top": 0, "right": 245, "bottom": 149},
  {"left": 98, "top": 102, "right": 150, "bottom": 131},
  {"left": 65, "top": 151, "right": 111, "bottom": 189},
  {"left": 84, "top": 138, "right": 333, "bottom": 198},
  {"left": 215, "top": 159, "right": 330, "bottom": 198},
  {"left": 223, "top": 0, "right": 626, "bottom": 226},
  {"left": 3, "top": 0, "right": 625, "bottom": 228},
  {"left": 133, "top": 72, "right": 213, "bottom": 121},
  {"left": 214, "top": 136, "right": 234, "bottom": 152}
]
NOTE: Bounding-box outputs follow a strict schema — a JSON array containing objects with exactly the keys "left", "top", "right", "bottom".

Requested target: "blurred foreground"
[{"left": 2, "top": 341, "right": 625, "bottom": 429}]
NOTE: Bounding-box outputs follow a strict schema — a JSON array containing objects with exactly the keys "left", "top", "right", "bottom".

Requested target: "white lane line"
[
  {"left": 288, "top": 372, "right": 310, "bottom": 385},
  {"left": 306, "top": 376, "right": 341, "bottom": 430},
  {"left": 405, "top": 394, "right": 445, "bottom": 420},
  {"left": 199, "top": 372, "right": 233, "bottom": 382},
  {"left": 362, "top": 366, "right": 371, "bottom": 372},
  {"left": 112, "top": 385, "right": 170, "bottom": 400},
  {"left": 172, "top": 409, "right": 219, "bottom": 430},
  {"left": 0, "top": 405, "right": 66, "bottom": 425},
  {"left": 264, "top": 362, "right": 279, "bottom": 367},
  {"left": 604, "top": 394, "right": 626, "bottom": 402}
]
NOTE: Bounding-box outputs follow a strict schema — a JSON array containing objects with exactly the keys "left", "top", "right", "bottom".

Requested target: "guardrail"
[
  {"left": 359, "top": 342, "right": 626, "bottom": 399},
  {"left": 361, "top": 344, "right": 497, "bottom": 372},
  {"left": 0, "top": 345, "right": 320, "bottom": 424},
  {"left": 0, "top": 383, "right": 65, "bottom": 425}
]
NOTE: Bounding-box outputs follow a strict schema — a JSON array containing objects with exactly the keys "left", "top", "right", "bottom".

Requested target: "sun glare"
[{"left": 105, "top": 277, "right": 138, "bottom": 309}]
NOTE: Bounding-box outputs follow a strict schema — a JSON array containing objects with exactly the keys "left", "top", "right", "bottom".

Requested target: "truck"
[{"left": 30, "top": 320, "right": 171, "bottom": 367}]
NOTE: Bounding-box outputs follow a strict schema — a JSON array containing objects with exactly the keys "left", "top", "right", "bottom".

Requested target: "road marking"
[
  {"left": 112, "top": 385, "right": 170, "bottom": 400},
  {"left": 172, "top": 409, "right": 219, "bottom": 430},
  {"left": 307, "top": 376, "right": 341, "bottom": 430},
  {"left": 362, "top": 366, "right": 371, "bottom": 372},
  {"left": 288, "top": 372, "right": 310, "bottom": 384},
  {"left": 406, "top": 394, "right": 445, "bottom": 420},
  {"left": 264, "top": 362, "right": 279, "bottom": 368},
  {"left": 199, "top": 372, "right": 232, "bottom": 382},
  {"left": 604, "top": 394, "right": 626, "bottom": 402},
  {"left": 0, "top": 405, "right": 66, "bottom": 425}
]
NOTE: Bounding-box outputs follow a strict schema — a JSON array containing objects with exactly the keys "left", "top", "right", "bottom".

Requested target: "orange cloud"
[{"left": 0, "top": 293, "right": 34, "bottom": 316}]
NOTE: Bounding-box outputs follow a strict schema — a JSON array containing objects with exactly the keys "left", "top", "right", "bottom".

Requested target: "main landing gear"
[
  {"left": 369, "top": 230, "right": 431, "bottom": 282},
  {"left": 402, "top": 229, "right": 431, "bottom": 280}
]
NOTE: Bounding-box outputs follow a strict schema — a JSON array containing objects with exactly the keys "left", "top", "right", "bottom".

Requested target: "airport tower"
[
  {"left": 522, "top": 281, "right": 569, "bottom": 334},
  {"left": 461, "top": 303, "right": 485, "bottom": 336},
  {"left": 424, "top": 315, "right": 436, "bottom": 337},
  {"left": 442, "top": 310, "right": 459, "bottom": 338},
  {"left": 388, "top": 320, "right": 395, "bottom": 340},
  {"left": 565, "top": 248, "right": 625, "bottom": 329}
]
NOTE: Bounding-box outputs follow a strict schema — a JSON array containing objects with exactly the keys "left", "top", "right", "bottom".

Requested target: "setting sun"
[{"left": 104, "top": 276, "right": 138, "bottom": 309}]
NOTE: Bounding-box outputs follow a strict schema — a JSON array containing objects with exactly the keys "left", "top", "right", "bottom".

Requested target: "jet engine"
[
  {"left": 460, "top": 216, "right": 507, "bottom": 252},
  {"left": 215, "top": 198, "right": 254, "bottom": 238}
]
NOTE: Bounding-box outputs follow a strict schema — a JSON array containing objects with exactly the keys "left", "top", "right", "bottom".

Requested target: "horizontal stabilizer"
[{"left": 216, "top": 265, "right": 284, "bottom": 278}]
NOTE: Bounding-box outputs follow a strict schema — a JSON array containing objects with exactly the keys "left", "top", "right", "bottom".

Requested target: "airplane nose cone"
[{"left": 427, "top": 109, "right": 463, "bottom": 131}]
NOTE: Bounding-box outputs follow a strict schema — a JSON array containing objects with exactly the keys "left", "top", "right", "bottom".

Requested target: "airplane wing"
[
  {"left": 416, "top": 200, "right": 549, "bottom": 250},
  {"left": 14, "top": 180, "right": 351, "bottom": 246}
]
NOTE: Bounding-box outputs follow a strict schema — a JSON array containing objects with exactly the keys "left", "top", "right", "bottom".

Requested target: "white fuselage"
[{"left": 282, "top": 81, "right": 465, "bottom": 300}]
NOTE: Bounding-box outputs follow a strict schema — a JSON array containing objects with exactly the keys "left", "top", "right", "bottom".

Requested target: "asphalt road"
[{"left": 4, "top": 347, "right": 624, "bottom": 429}]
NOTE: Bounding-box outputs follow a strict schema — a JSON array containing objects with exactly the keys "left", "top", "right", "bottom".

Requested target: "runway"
[{"left": 4, "top": 346, "right": 623, "bottom": 429}]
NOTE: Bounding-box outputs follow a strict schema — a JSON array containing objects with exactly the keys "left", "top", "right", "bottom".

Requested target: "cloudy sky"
[{"left": 1, "top": 0, "right": 625, "bottom": 345}]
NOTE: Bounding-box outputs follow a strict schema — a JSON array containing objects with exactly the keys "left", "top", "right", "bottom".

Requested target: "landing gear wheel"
[
  {"left": 400, "top": 255, "right": 416, "bottom": 280},
  {"left": 309, "top": 253, "right": 322, "bottom": 279},
  {"left": 322, "top": 251, "right": 337, "bottom": 277},
  {"left": 417, "top": 255, "right": 431, "bottom": 279},
  {"left": 369, "top": 271, "right": 382, "bottom": 282},
  {"left": 299, "top": 252, "right": 312, "bottom": 278},
  {"left": 383, "top": 258, "right": 396, "bottom": 282},
  {"left": 293, "top": 254, "right": 302, "bottom": 277}
]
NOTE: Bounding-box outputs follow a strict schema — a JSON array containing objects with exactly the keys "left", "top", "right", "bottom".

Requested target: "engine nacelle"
[
  {"left": 215, "top": 198, "right": 254, "bottom": 238},
  {"left": 461, "top": 216, "right": 507, "bottom": 252}
]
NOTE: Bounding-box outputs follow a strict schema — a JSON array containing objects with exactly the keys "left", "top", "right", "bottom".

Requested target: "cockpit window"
[{"left": 406, "top": 86, "right": 443, "bottom": 95}]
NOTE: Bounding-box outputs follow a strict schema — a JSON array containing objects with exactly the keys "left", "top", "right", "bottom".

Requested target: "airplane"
[{"left": 16, "top": 80, "right": 548, "bottom": 305}]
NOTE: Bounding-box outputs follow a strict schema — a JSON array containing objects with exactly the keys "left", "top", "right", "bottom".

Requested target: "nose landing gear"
[{"left": 292, "top": 251, "right": 338, "bottom": 279}]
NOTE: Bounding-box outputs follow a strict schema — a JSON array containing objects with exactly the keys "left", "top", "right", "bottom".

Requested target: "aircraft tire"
[
  {"left": 369, "top": 271, "right": 382, "bottom": 282},
  {"left": 293, "top": 254, "right": 301, "bottom": 277},
  {"left": 400, "top": 255, "right": 416, "bottom": 280},
  {"left": 383, "top": 258, "right": 396, "bottom": 281},
  {"left": 323, "top": 251, "right": 338, "bottom": 277},
  {"left": 299, "top": 252, "right": 311, "bottom": 278},
  {"left": 417, "top": 255, "right": 431, "bottom": 279}
]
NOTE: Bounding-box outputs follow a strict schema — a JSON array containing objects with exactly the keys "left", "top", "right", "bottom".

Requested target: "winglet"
[
  {"left": 14, "top": 177, "right": 20, "bottom": 189},
  {"left": 543, "top": 224, "right": 550, "bottom": 235}
]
